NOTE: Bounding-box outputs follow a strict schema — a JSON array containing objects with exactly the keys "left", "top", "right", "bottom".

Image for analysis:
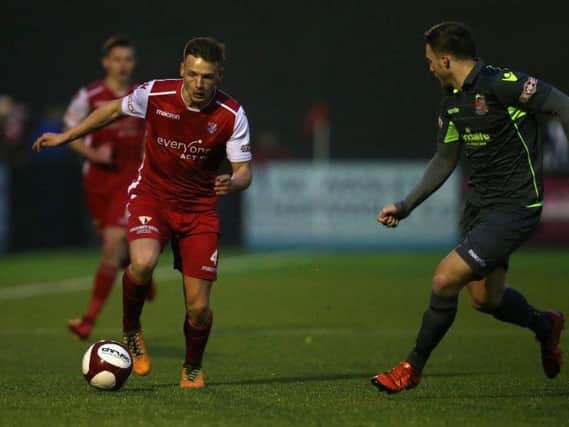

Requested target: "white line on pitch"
[
  {"left": 0, "top": 326, "right": 528, "bottom": 338},
  {"left": 0, "top": 252, "right": 313, "bottom": 301}
]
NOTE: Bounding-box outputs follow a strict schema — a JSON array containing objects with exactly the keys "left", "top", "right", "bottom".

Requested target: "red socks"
[
  {"left": 183, "top": 312, "right": 213, "bottom": 367},
  {"left": 122, "top": 269, "right": 150, "bottom": 333},
  {"left": 84, "top": 263, "right": 117, "bottom": 323}
]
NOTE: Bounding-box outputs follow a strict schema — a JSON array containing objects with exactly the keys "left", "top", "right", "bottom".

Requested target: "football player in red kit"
[
  {"left": 34, "top": 37, "right": 253, "bottom": 388},
  {"left": 63, "top": 36, "right": 155, "bottom": 340}
]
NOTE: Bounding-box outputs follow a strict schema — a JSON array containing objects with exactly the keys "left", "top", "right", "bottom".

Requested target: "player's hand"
[
  {"left": 32, "top": 132, "right": 68, "bottom": 152},
  {"left": 377, "top": 203, "right": 401, "bottom": 228},
  {"left": 214, "top": 174, "right": 232, "bottom": 196},
  {"left": 89, "top": 144, "right": 113, "bottom": 165}
]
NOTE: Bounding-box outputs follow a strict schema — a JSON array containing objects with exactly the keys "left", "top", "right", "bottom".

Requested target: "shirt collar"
[{"left": 462, "top": 58, "right": 485, "bottom": 88}]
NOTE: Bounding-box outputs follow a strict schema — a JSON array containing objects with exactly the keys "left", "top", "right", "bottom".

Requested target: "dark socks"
[
  {"left": 122, "top": 270, "right": 150, "bottom": 333},
  {"left": 407, "top": 292, "right": 458, "bottom": 373},
  {"left": 184, "top": 312, "right": 213, "bottom": 368},
  {"left": 481, "top": 288, "right": 551, "bottom": 340}
]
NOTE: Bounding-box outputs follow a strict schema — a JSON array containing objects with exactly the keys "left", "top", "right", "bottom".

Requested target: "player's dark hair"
[
  {"left": 183, "top": 37, "right": 225, "bottom": 65},
  {"left": 101, "top": 35, "right": 134, "bottom": 57},
  {"left": 424, "top": 22, "right": 476, "bottom": 59}
]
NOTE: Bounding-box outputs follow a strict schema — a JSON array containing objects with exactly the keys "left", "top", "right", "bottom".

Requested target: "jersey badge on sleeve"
[
  {"left": 519, "top": 77, "right": 538, "bottom": 103},
  {"left": 474, "top": 94, "right": 489, "bottom": 115}
]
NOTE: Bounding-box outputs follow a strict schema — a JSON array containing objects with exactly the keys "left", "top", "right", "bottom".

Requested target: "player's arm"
[
  {"left": 216, "top": 106, "right": 253, "bottom": 196},
  {"left": 378, "top": 108, "right": 461, "bottom": 228},
  {"left": 33, "top": 81, "right": 152, "bottom": 152},
  {"left": 215, "top": 161, "right": 252, "bottom": 196},
  {"left": 32, "top": 99, "right": 124, "bottom": 151},
  {"left": 378, "top": 141, "right": 461, "bottom": 227},
  {"left": 68, "top": 139, "right": 113, "bottom": 165},
  {"left": 540, "top": 87, "right": 569, "bottom": 140},
  {"left": 57, "top": 88, "right": 113, "bottom": 164},
  {"left": 493, "top": 70, "right": 569, "bottom": 146}
]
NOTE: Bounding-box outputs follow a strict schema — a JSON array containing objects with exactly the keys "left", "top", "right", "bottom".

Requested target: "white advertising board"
[{"left": 243, "top": 161, "right": 460, "bottom": 249}]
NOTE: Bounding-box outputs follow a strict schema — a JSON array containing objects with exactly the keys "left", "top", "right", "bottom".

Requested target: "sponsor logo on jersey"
[
  {"left": 474, "top": 94, "right": 488, "bottom": 115},
  {"left": 519, "top": 77, "right": 538, "bottom": 103},
  {"left": 447, "top": 107, "right": 460, "bottom": 115},
  {"left": 156, "top": 136, "right": 212, "bottom": 160},
  {"left": 207, "top": 122, "right": 218, "bottom": 134},
  {"left": 462, "top": 129, "right": 491, "bottom": 146},
  {"left": 156, "top": 109, "right": 180, "bottom": 120},
  {"left": 138, "top": 216, "right": 152, "bottom": 225}
]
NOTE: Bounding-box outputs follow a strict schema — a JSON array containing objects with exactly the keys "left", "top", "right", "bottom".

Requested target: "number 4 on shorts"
[{"left": 210, "top": 250, "right": 218, "bottom": 265}]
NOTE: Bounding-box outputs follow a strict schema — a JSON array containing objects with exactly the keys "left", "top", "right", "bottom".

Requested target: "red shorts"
[
  {"left": 84, "top": 185, "right": 129, "bottom": 230},
  {"left": 126, "top": 195, "right": 220, "bottom": 281}
]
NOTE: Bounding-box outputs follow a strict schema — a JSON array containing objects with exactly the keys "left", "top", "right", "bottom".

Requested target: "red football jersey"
[
  {"left": 64, "top": 81, "right": 146, "bottom": 189},
  {"left": 120, "top": 79, "right": 252, "bottom": 213}
]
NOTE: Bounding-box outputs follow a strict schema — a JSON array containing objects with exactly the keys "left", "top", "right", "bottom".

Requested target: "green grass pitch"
[{"left": 0, "top": 249, "right": 568, "bottom": 427}]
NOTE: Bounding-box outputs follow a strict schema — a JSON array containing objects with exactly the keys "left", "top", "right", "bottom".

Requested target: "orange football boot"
[
  {"left": 371, "top": 360, "right": 422, "bottom": 394},
  {"left": 123, "top": 329, "right": 151, "bottom": 376},
  {"left": 180, "top": 365, "right": 205, "bottom": 389}
]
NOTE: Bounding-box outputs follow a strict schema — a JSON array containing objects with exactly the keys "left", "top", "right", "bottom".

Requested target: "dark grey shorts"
[{"left": 455, "top": 202, "right": 542, "bottom": 278}]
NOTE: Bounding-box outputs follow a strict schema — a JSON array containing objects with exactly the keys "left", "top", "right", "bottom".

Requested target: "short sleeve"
[
  {"left": 435, "top": 106, "right": 460, "bottom": 145},
  {"left": 64, "top": 88, "right": 89, "bottom": 128},
  {"left": 121, "top": 80, "right": 155, "bottom": 118},
  {"left": 226, "top": 106, "right": 252, "bottom": 162},
  {"left": 491, "top": 70, "right": 552, "bottom": 112}
]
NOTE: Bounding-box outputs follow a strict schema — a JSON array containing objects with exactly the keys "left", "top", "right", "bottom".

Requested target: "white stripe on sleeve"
[
  {"left": 121, "top": 80, "right": 155, "bottom": 118},
  {"left": 226, "top": 106, "right": 252, "bottom": 162}
]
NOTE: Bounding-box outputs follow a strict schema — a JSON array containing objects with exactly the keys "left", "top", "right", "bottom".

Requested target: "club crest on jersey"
[
  {"left": 520, "top": 77, "right": 538, "bottom": 103},
  {"left": 474, "top": 94, "right": 488, "bottom": 115},
  {"left": 207, "top": 122, "right": 218, "bottom": 134},
  {"left": 138, "top": 216, "right": 152, "bottom": 225}
]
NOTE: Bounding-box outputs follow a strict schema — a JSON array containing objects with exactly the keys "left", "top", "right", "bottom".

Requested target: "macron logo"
[{"left": 156, "top": 109, "right": 180, "bottom": 120}]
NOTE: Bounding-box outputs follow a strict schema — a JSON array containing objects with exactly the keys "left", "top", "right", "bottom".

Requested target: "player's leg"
[
  {"left": 467, "top": 269, "right": 565, "bottom": 378},
  {"left": 180, "top": 275, "right": 213, "bottom": 388},
  {"left": 173, "top": 222, "right": 219, "bottom": 388},
  {"left": 69, "top": 192, "right": 125, "bottom": 339},
  {"left": 121, "top": 237, "right": 161, "bottom": 376},
  {"left": 85, "top": 227, "right": 127, "bottom": 319},
  {"left": 372, "top": 250, "right": 475, "bottom": 393},
  {"left": 121, "top": 196, "right": 168, "bottom": 376}
]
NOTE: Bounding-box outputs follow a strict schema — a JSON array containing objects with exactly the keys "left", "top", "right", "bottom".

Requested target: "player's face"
[
  {"left": 102, "top": 46, "right": 135, "bottom": 83},
  {"left": 180, "top": 55, "right": 221, "bottom": 107},
  {"left": 425, "top": 44, "right": 451, "bottom": 87}
]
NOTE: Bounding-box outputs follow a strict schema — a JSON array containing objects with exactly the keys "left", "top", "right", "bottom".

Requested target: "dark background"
[{"left": 1, "top": 0, "right": 568, "bottom": 250}]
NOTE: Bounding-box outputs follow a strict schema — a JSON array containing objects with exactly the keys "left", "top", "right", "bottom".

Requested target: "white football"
[{"left": 82, "top": 340, "right": 132, "bottom": 391}]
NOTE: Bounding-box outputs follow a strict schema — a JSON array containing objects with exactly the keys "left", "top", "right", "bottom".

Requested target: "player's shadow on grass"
[{"left": 208, "top": 372, "right": 371, "bottom": 386}]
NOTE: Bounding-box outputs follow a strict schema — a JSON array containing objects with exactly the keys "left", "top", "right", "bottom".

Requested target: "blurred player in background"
[
  {"left": 34, "top": 37, "right": 253, "bottom": 388},
  {"left": 63, "top": 35, "right": 155, "bottom": 340},
  {"left": 373, "top": 22, "right": 569, "bottom": 394}
]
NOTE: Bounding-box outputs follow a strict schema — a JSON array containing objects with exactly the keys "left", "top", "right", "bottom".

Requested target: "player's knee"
[
  {"left": 470, "top": 294, "right": 501, "bottom": 313},
  {"left": 432, "top": 272, "right": 454, "bottom": 293},
  {"left": 470, "top": 295, "right": 490, "bottom": 312},
  {"left": 101, "top": 241, "right": 120, "bottom": 267},
  {"left": 187, "top": 302, "right": 210, "bottom": 325},
  {"left": 130, "top": 251, "right": 158, "bottom": 279}
]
